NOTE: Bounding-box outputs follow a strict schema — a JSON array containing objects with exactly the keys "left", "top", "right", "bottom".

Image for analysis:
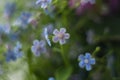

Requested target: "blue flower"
[
  {"left": 14, "top": 12, "right": 31, "bottom": 28},
  {"left": 48, "top": 77, "right": 55, "bottom": 80},
  {"left": 52, "top": 28, "right": 70, "bottom": 45},
  {"left": 13, "top": 41, "right": 23, "bottom": 58},
  {"left": 0, "top": 24, "right": 11, "bottom": 34},
  {"left": 31, "top": 40, "right": 46, "bottom": 56},
  {"left": 5, "top": 42, "right": 23, "bottom": 62},
  {"left": 78, "top": 52, "right": 95, "bottom": 71},
  {"left": 36, "top": 0, "right": 52, "bottom": 9},
  {"left": 6, "top": 50, "right": 17, "bottom": 62},
  {"left": 4, "top": 2, "right": 16, "bottom": 18}
]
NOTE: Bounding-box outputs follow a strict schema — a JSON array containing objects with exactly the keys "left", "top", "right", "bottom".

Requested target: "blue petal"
[
  {"left": 78, "top": 54, "right": 84, "bottom": 61},
  {"left": 33, "top": 40, "right": 39, "bottom": 45},
  {"left": 52, "top": 36, "right": 59, "bottom": 42},
  {"left": 90, "top": 58, "right": 95, "bottom": 65},
  {"left": 79, "top": 61, "right": 85, "bottom": 68},
  {"left": 34, "top": 51, "right": 40, "bottom": 56},
  {"left": 85, "top": 52, "right": 91, "bottom": 59},
  {"left": 39, "top": 40, "right": 45, "bottom": 47},
  {"left": 31, "top": 46, "right": 36, "bottom": 53},
  {"left": 86, "top": 64, "right": 92, "bottom": 71},
  {"left": 60, "top": 28, "right": 66, "bottom": 33},
  {"left": 48, "top": 77, "right": 55, "bottom": 80},
  {"left": 59, "top": 39, "right": 66, "bottom": 45}
]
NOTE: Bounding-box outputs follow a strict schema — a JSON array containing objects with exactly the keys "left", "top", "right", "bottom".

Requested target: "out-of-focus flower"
[
  {"left": 78, "top": 52, "right": 95, "bottom": 71},
  {"left": 69, "top": 0, "right": 80, "bottom": 8},
  {"left": 80, "top": 0, "right": 95, "bottom": 5},
  {"left": 14, "top": 12, "right": 31, "bottom": 28},
  {"left": 5, "top": 50, "right": 17, "bottom": 62},
  {"left": 5, "top": 42, "right": 23, "bottom": 62},
  {"left": 31, "top": 40, "right": 46, "bottom": 56},
  {"left": 13, "top": 41, "right": 23, "bottom": 58},
  {"left": 44, "top": 28, "right": 51, "bottom": 46},
  {"left": 0, "top": 24, "right": 11, "bottom": 34},
  {"left": 4, "top": 2, "right": 16, "bottom": 19},
  {"left": 48, "top": 77, "right": 55, "bottom": 80},
  {"left": 69, "top": 0, "right": 95, "bottom": 15},
  {"left": 52, "top": 28, "right": 70, "bottom": 45},
  {"left": 36, "top": 0, "right": 52, "bottom": 9}
]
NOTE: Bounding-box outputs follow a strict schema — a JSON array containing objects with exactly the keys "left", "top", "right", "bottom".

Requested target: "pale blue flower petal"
[
  {"left": 90, "top": 58, "right": 95, "bottom": 65},
  {"left": 79, "top": 61, "right": 85, "bottom": 68},
  {"left": 52, "top": 36, "right": 59, "bottom": 43},
  {"left": 64, "top": 33, "right": 70, "bottom": 39},
  {"left": 85, "top": 52, "right": 91, "bottom": 59},
  {"left": 60, "top": 28, "right": 66, "bottom": 33},
  {"left": 59, "top": 39, "right": 66, "bottom": 45},
  {"left": 78, "top": 54, "right": 84, "bottom": 61},
  {"left": 53, "top": 29, "right": 59, "bottom": 35},
  {"left": 86, "top": 64, "right": 92, "bottom": 71},
  {"left": 48, "top": 77, "right": 55, "bottom": 80},
  {"left": 33, "top": 40, "right": 39, "bottom": 45}
]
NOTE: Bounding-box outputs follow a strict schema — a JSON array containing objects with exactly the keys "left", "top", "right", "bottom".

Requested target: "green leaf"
[{"left": 55, "top": 66, "right": 72, "bottom": 80}]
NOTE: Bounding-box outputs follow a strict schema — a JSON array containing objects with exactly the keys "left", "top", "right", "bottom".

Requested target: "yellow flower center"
[{"left": 57, "top": 33, "right": 64, "bottom": 39}]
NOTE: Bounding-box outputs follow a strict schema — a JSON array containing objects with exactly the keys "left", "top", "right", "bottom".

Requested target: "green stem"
[{"left": 60, "top": 45, "right": 68, "bottom": 66}]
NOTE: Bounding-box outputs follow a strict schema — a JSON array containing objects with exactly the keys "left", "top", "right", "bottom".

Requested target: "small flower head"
[
  {"left": 52, "top": 28, "right": 70, "bottom": 45},
  {"left": 31, "top": 40, "right": 46, "bottom": 56},
  {"left": 36, "top": 0, "right": 52, "bottom": 9},
  {"left": 78, "top": 52, "right": 95, "bottom": 71}
]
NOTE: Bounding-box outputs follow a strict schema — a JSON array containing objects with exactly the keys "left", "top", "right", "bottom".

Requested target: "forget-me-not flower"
[
  {"left": 78, "top": 52, "right": 95, "bottom": 71},
  {"left": 36, "top": 0, "right": 52, "bottom": 9},
  {"left": 31, "top": 40, "right": 46, "bottom": 56},
  {"left": 52, "top": 28, "right": 70, "bottom": 45}
]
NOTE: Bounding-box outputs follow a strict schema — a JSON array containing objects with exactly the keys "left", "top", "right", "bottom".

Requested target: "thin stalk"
[{"left": 60, "top": 45, "right": 69, "bottom": 66}]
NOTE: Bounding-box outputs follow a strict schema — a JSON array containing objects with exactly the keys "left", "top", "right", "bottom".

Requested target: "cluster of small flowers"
[
  {"left": 0, "top": 0, "right": 97, "bottom": 77},
  {"left": 5, "top": 42, "right": 23, "bottom": 62}
]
